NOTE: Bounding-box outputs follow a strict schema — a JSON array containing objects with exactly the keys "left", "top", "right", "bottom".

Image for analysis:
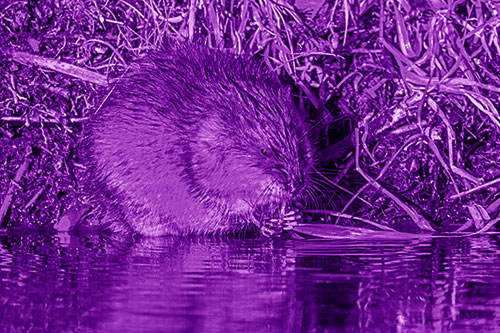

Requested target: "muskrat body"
[{"left": 83, "top": 41, "right": 313, "bottom": 236}]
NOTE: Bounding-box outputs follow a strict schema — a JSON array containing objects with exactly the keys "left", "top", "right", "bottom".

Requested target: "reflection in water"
[{"left": 1, "top": 232, "right": 500, "bottom": 332}]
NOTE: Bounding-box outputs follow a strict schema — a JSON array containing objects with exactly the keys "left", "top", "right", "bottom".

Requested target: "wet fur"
[{"left": 83, "top": 41, "right": 313, "bottom": 236}]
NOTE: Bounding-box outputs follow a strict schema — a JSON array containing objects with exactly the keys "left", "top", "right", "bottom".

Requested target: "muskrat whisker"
[
  {"left": 312, "top": 167, "right": 372, "bottom": 205},
  {"left": 312, "top": 167, "right": 339, "bottom": 177},
  {"left": 310, "top": 186, "right": 327, "bottom": 212},
  {"left": 303, "top": 186, "right": 320, "bottom": 211},
  {"left": 309, "top": 178, "right": 334, "bottom": 195},
  {"left": 304, "top": 187, "right": 332, "bottom": 220},
  {"left": 312, "top": 167, "right": 348, "bottom": 190},
  {"left": 302, "top": 187, "right": 314, "bottom": 209},
  {"left": 309, "top": 180, "right": 341, "bottom": 208},
  {"left": 312, "top": 169, "right": 339, "bottom": 176},
  {"left": 309, "top": 176, "right": 342, "bottom": 195},
  {"left": 307, "top": 180, "right": 332, "bottom": 211},
  {"left": 308, "top": 191, "right": 330, "bottom": 221}
]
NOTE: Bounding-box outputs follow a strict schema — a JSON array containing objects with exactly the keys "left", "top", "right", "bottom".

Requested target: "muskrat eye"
[{"left": 260, "top": 148, "right": 268, "bottom": 157}]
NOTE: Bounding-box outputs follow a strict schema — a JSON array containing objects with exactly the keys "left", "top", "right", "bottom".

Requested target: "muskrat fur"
[{"left": 83, "top": 41, "right": 314, "bottom": 236}]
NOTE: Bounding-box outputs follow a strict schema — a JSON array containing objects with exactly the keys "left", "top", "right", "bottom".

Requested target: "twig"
[
  {"left": 304, "top": 209, "right": 396, "bottom": 231},
  {"left": 450, "top": 177, "right": 500, "bottom": 200},
  {"left": 8, "top": 49, "right": 108, "bottom": 86}
]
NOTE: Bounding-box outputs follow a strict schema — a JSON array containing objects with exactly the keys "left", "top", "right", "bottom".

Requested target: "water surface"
[{"left": 1, "top": 231, "right": 500, "bottom": 332}]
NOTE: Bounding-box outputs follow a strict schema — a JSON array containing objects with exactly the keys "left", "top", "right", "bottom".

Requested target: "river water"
[{"left": 1, "top": 231, "right": 499, "bottom": 332}]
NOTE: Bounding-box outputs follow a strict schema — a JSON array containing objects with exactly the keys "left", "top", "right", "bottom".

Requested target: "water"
[{"left": 1, "top": 231, "right": 500, "bottom": 332}]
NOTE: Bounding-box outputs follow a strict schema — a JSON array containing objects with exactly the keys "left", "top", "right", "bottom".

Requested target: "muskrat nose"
[{"left": 281, "top": 176, "right": 299, "bottom": 195}]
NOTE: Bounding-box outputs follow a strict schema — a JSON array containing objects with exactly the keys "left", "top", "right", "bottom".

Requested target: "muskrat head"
[{"left": 188, "top": 77, "right": 314, "bottom": 222}]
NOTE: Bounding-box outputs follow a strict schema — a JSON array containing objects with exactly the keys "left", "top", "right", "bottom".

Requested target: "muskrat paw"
[
  {"left": 259, "top": 209, "right": 302, "bottom": 237},
  {"left": 282, "top": 209, "right": 302, "bottom": 231}
]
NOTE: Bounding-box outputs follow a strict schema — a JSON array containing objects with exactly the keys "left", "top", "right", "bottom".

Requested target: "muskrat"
[{"left": 83, "top": 40, "right": 314, "bottom": 236}]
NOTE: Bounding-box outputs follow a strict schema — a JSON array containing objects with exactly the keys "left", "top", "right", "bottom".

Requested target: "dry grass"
[{"left": 1, "top": 0, "right": 499, "bottom": 234}]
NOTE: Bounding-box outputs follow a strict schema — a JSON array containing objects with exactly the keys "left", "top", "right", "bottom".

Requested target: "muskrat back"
[{"left": 84, "top": 41, "right": 313, "bottom": 236}]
